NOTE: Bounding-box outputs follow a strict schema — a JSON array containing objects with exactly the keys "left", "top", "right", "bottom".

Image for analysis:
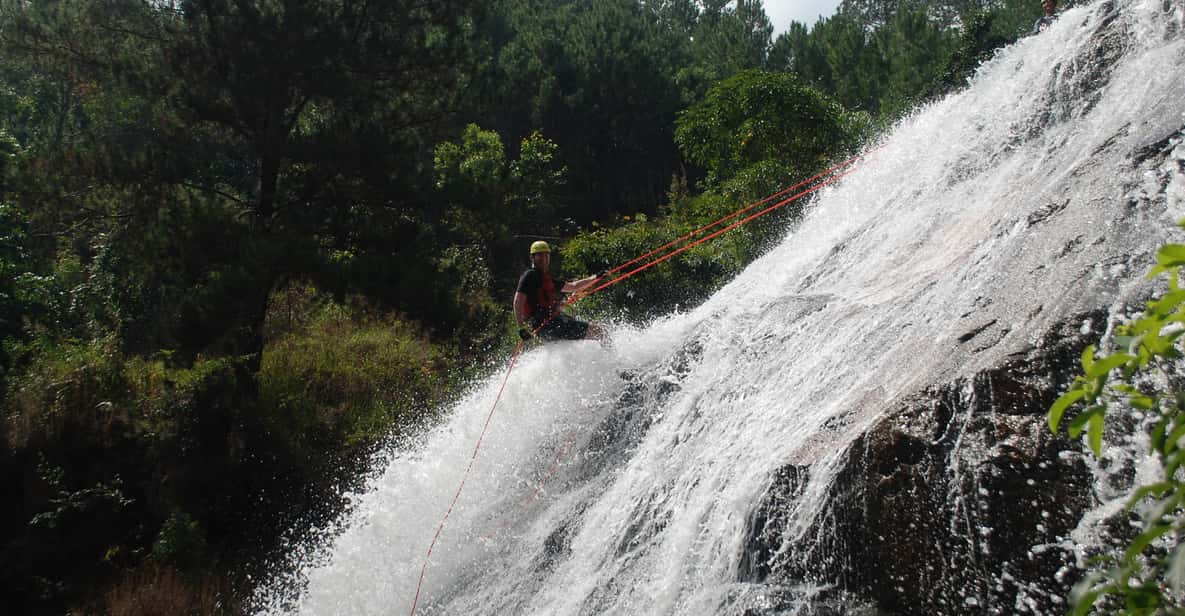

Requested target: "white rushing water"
[{"left": 269, "top": 0, "right": 1185, "bottom": 613}]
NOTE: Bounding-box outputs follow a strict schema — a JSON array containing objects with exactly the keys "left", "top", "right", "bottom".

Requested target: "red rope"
[
  {"left": 567, "top": 163, "right": 859, "bottom": 307},
  {"left": 409, "top": 339, "right": 525, "bottom": 615},
  {"left": 521, "top": 429, "right": 580, "bottom": 507},
  {"left": 408, "top": 148, "right": 874, "bottom": 614},
  {"left": 597, "top": 148, "right": 875, "bottom": 283}
]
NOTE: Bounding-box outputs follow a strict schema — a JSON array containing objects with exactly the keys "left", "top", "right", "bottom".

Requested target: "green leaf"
[
  {"left": 1151, "top": 289, "right": 1185, "bottom": 313},
  {"left": 1166, "top": 422, "right": 1185, "bottom": 456},
  {"left": 1129, "top": 482, "right": 1173, "bottom": 506},
  {"left": 1124, "top": 584, "right": 1161, "bottom": 610},
  {"left": 1069, "top": 574, "right": 1107, "bottom": 616},
  {"left": 1125, "top": 523, "right": 1172, "bottom": 561},
  {"left": 1088, "top": 412, "right": 1104, "bottom": 457},
  {"left": 1166, "top": 451, "right": 1183, "bottom": 480},
  {"left": 1069, "top": 406, "right": 1104, "bottom": 440},
  {"left": 1130, "top": 394, "right": 1155, "bottom": 410},
  {"left": 1092, "top": 374, "right": 1108, "bottom": 397},
  {"left": 1137, "top": 343, "right": 1152, "bottom": 367},
  {"left": 1085, "top": 353, "right": 1135, "bottom": 379},
  {"left": 1152, "top": 418, "right": 1170, "bottom": 452},
  {"left": 1157, "top": 244, "right": 1185, "bottom": 267},
  {"left": 1129, "top": 317, "right": 1159, "bottom": 335},
  {"left": 1080, "top": 344, "right": 1096, "bottom": 372},
  {"left": 1049, "top": 388, "right": 1086, "bottom": 433}
]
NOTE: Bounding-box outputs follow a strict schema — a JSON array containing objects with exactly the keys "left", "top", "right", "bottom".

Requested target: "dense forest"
[{"left": 0, "top": 0, "right": 1055, "bottom": 612}]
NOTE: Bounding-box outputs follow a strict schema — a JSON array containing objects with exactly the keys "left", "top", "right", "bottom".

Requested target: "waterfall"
[{"left": 264, "top": 0, "right": 1185, "bottom": 613}]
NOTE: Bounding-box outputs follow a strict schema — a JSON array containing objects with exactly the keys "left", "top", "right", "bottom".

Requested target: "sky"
[{"left": 763, "top": 0, "right": 844, "bottom": 34}]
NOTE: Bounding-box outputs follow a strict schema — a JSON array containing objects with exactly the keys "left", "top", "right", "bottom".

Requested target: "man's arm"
[
  {"left": 513, "top": 292, "right": 529, "bottom": 325},
  {"left": 562, "top": 274, "right": 600, "bottom": 294}
]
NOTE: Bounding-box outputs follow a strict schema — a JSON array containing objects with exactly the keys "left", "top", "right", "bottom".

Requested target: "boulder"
[{"left": 742, "top": 313, "right": 1104, "bottom": 615}]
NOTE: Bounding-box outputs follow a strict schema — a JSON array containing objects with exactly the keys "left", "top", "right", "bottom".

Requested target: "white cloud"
[{"left": 762, "top": 0, "right": 843, "bottom": 34}]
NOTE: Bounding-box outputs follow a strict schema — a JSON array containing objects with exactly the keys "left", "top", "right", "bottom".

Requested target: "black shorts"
[{"left": 535, "top": 314, "right": 590, "bottom": 341}]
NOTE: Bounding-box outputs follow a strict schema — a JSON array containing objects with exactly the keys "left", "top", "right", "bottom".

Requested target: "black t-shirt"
[{"left": 516, "top": 268, "right": 565, "bottom": 323}]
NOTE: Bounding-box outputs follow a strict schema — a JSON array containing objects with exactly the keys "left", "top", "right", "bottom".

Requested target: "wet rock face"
[{"left": 742, "top": 313, "right": 1102, "bottom": 615}]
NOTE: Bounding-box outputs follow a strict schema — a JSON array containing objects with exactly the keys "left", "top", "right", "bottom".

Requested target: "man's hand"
[{"left": 519, "top": 327, "right": 535, "bottom": 342}]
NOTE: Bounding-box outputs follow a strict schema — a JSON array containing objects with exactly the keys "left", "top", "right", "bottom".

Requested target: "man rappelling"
[
  {"left": 1032, "top": 0, "right": 1058, "bottom": 34},
  {"left": 513, "top": 241, "right": 607, "bottom": 342}
]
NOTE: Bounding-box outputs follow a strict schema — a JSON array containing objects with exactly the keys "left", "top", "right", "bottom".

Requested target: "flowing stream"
[{"left": 266, "top": 1, "right": 1185, "bottom": 613}]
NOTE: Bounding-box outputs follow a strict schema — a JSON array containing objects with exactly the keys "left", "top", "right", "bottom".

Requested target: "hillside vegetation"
[{"left": 0, "top": 0, "right": 1051, "bottom": 611}]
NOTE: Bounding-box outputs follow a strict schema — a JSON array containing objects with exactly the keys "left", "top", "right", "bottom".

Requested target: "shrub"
[
  {"left": 151, "top": 510, "right": 207, "bottom": 571},
  {"left": 259, "top": 294, "right": 454, "bottom": 462},
  {"left": 6, "top": 338, "right": 129, "bottom": 450},
  {"left": 561, "top": 70, "right": 862, "bottom": 322},
  {"left": 2, "top": 338, "right": 252, "bottom": 613},
  {"left": 1049, "top": 226, "right": 1185, "bottom": 614}
]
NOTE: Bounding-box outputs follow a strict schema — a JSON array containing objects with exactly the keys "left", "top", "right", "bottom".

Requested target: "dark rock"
[{"left": 742, "top": 313, "right": 1104, "bottom": 615}]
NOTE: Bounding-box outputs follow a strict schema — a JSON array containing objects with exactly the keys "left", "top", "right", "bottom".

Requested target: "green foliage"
[
  {"left": 430, "top": 124, "right": 564, "bottom": 352},
  {"left": 2, "top": 298, "right": 465, "bottom": 611},
  {"left": 3, "top": 338, "right": 242, "bottom": 610},
  {"left": 932, "top": 10, "right": 1011, "bottom": 95},
  {"left": 561, "top": 208, "right": 734, "bottom": 321},
  {"left": 435, "top": 124, "right": 508, "bottom": 198},
  {"left": 485, "top": 0, "right": 777, "bottom": 221},
  {"left": 675, "top": 69, "right": 857, "bottom": 189},
  {"left": 769, "top": 1, "right": 1046, "bottom": 120},
  {"left": 839, "top": 0, "right": 984, "bottom": 30},
  {"left": 151, "top": 511, "right": 207, "bottom": 572},
  {"left": 434, "top": 245, "right": 515, "bottom": 358},
  {"left": 807, "top": 12, "right": 889, "bottom": 113},
  {"left": 259, "top": 291, "right": 456, "bottom": 455},
  {"left": 1049, "top": 226, "right": 1185, "bottom": 614},
  {"left": 489, "top": 0, "right": 684, "bottom": 219},
  {"left": 29, "top": 463, "right": 134, "bottom": 532},
  {"left": 876, "top": 7, "right": 958, "bottom": 118},
  {"left": 931, "top": 0, "right": 1050, "bottom": 98},
  {"left": 686, "top": 0, "right": 774, "bottom": 83},
  {"left": 566, "top": 68, "right": 862, "bottom": 321},
  {"left": 434, "top": 124, "right": 567, "bottom": 242},
  {"left": 0, "top": 203, "right": 31, "bottom": 398},
  {"left": 561, "top": 182, "right": 798, "bottom": 323},
  {"left": 512, "top": 130, "right": 568, "bottom": 224},
  {"left": 6, "top": 338, "right": 128, "bottom": 450},
  {"left": 1, "top": 0, "right": 491, "bottom": 367},
  {"left": 768, "top": 21, "right": 828, "bottom": 85},
  {"left": 0, "top": 0, "right": 1038, "bottom": 610}
]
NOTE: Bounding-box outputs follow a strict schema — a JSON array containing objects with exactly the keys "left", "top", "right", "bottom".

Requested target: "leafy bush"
[
  {"left": 675, "top": 69, "right": 859, "bottom": 190},
  {"left": 1049, "top": 229, "right": 1185, "bottom": 614},
  {"left": 2, "top": 337, "right": 249, "bottom": 612},
  {"left": 151, "top": 510, "right": 207, "bottom": 571},
  {"left": 558, "top": 70, "right": 863, "bottom": 321},
  {"left": 560, "top": 193, "right": 761, "bottom": 322},
  {"left": 6, "top": 338, "right": 129, "bottom": 450},
  {"left": 259, "top": 293, "right": 455, "bottom": 458},
  {"left": 1, "top": 282, "right": 475, "bottom": 612}
]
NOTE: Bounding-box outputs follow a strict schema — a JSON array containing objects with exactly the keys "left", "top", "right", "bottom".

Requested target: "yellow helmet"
[{"left": 529, "top": 240, "right": 551, "bottom": 255}]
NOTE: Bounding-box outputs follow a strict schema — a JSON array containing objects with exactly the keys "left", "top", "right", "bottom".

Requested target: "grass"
[
  {"left": 103, "top": 565, "right": 223, "bottom": 616},
  {"left": 259, "top": 293, "right": 454, "bottom": 455}
]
